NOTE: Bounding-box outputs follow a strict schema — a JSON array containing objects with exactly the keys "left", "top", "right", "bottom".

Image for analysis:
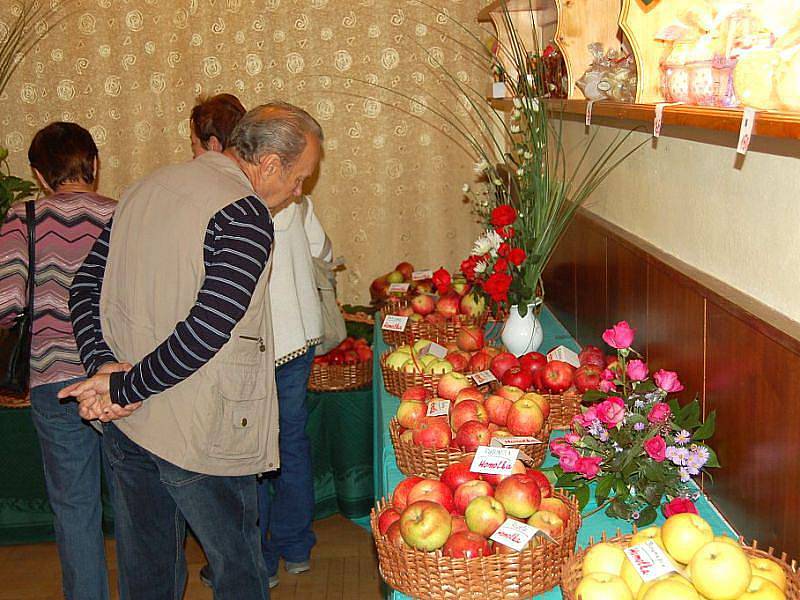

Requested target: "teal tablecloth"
[{"left": 371, "top": 308, "right": 736, "bottom": 600}]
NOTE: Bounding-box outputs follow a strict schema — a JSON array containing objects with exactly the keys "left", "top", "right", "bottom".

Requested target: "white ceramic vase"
[{"left": 501, "top": 303, "right": 544, "bottom": 357}]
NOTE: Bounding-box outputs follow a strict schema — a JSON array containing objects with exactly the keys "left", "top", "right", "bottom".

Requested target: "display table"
[{"left": 371, "top": 308, "right": 736, "bottom": 600}]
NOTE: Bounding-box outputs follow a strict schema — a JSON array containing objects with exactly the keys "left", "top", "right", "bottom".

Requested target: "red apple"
[
  {"left": 392, "top": 476, "right": 424, "bottom": 511},
  {"left": 395, "top": 261, "right": 414, "bottom": 280},
  {"left": 525, "top": 469, "right": 553, "bottom": 500},
  {"left": 399, "top": 500, "right": 452, "bottom": 551},
  {"left": 527, "top": 510, "right": 564, "bottom": 539},
  {"left": 396, "top": 400, "right": 427, "bottom": 429},
  {"left": 578, "top": 345, "right": 605, "bottom": 368},
  {"left": 450, "top": 400, "right": 488, "bottom": 432},
  {"left": 450, "top": 514, "right": 469, "bottom": 535},
  {"left": 501, "top": 367, "right": 534, "bottom": 391},
  {"left": 506, "top": 397, "right": 544, "bottom": 436},
  {"left": 400, "top": 429, "right": 414, "bottom": 444},
  {"left": 481, "top": 459, "right": 526, "bottom": 486},
  {"left": 445, "top": 350, "right": 470, "bottom": 373},
  {"left": 411, "top": 293, "right": 435, "bottom": 316},
  {"left": 464, "top": 496, "right": 506, "bottom": 538},
  {"left": 454, "top": 387, "right": 484, "bottom": 405},
  {"left": 484, "top": 394, "right": 513, "bottom": 426},
  {"left": 541, "top": 360, "right": 575, "bottom": 393},
  {"left": 435, "top": 293, "right": 461, "bottom": 318},
  {"left": 520, "top": 392, "right": 550, "bottom": 420},
  {"left": 456, "top": 325, "right": 484, "bottom": 352},
  {"left": 370, "top": 275, "right": 390, "bottom": 300},
  {"left": 378, "top": 508, "right": 401, "bottom": 534},
  {"left": 385, "top": 521, "right": 407, "bottom": 547},
  {"left": 455, "top": 421, "right": 490, "bottom": 451},
  {"left": 437, "top": 372, "right": 472, "bottom": 401},
  {"left": 441, "top": 462, "right": 480, "bottom": 492},
  {"left": 443, "top": 531, "right": 492, "bottom": 558},
  {"left": 452, "top": 278, "right": 471, "bottom": 297},
  {"left": 538, "top": 497, "right": 570, "bottom": 524},
  {"left": 467, "top": 351, "right": 491, "bottom": 373},
  {"left": 519, "top": 352, "right": 547, "bottom": 378},
  {"left": 490, "top": 352, "right": 520, "bottom": 380},
  {"left": 425, "top": 312, "right": 446, "bottom": 326},
  {"left": 396, "top": 305, "right": 414, "bottom": 317},
  {"left": 401, "top": 386, "right": 432, "bottom": 403},
  {"left": 412, "top": 417, "right": 452, "bottom": 449},
  {"left": 408, "top": 479, "right": 455, "bottom": 513},
  {"left": 355, "top": 345, "right": 373, "bottom": 362},
  {"left": 494, "top": 473, "right": 542, "bottom": 518},
  {"left": 574, "top": 364, "right": 602, "bottom": 393},
  {"left": 459, "top": 292, "right": 486, "bottom": 318},
  {"left": 453, "top": 479, "right": 494, "bottom": 515},
  {"left": 496, "top": 385, "right": 524, "bottom": 403}
]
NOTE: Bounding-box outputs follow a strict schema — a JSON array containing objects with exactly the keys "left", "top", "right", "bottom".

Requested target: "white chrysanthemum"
[
  {"left": 472, "top": 229, "right": 503, "bottom": 257},
  {"left": 473, "top": 159, "right": 490, "bottom": 174},
  {"left": 474, "top": 260, "right": 488, "bottom": 274}
]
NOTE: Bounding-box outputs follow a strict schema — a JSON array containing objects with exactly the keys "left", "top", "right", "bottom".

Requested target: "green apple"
[
  {"left": 424, "top": 359, "right": 453, "bottom": 375},
  {"left": 582, "top": 542, "right": 627, "bottom": 577},
  {"left": 386, "top": 350, "right": 411, "bottom": 370},
  {"left": 749, "top": 557, "right": 787, "bottom": 592},
  {"left": 419, "top": 354, "right": 437, "bottom": 368},
  {"left": 620, "top": 556, "right": 645, "bottom": 597},
  {"left": 402, "top": 358, "right": 423, "bottom": 374},
  {"left": 738, "top": 575, "right": 786, "bottom": 599},
  {"left": 386, "top": 270, "right": 405, "bottom": 284},
  {"left": 640, "top": 578, "right": 699, "bottom": 599},
  {"left": 661, "top": 513, "right": 714, "bottom": 564},
  {"left": 576, "top": 572, "right": 633, "bottom": 600},
  {"left": 689, "top": 541, "right": 751, "bottom": 599},
  {"left": 636, "top": 574, "right": 693, "bottom": 600},
  {"left": 413, "top": 339, "right": 435, "bottom": 354}
]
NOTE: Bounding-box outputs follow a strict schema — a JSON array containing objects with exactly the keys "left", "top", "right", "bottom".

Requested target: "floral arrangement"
[{"left": 550, "top": 321, "right": 718, "bottom": 526}]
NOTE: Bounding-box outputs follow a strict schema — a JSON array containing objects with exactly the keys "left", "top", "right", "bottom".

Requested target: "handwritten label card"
[
  {"left": 412, "top": 270, "right": 434, "bottom": 281},
  {"left": 388, "top": 282, "right": 410, "bottom": 294},
  {"left": 426, "top": 399, "right": 450, "bottom": 417},
  {"left": 470, "top": 446, "right": 519, "bottom": 476},
  {"left": 471, "top": 370, "right": 497, "bottom": 386},
  {"left": 491, "top": 436, "right": 541, "bottom": 447},
  {"left": 490, "top": 519, "right": 538, "bottom": 551},
  {"left": 737, "top": 107, "right": 757, "bottom": 155},
  {"left": 546, "top": 345, "right": 580, "bottom": 368},
  {"left": 381, "top": 315, "right": 408, "bottom": 332},
  {"left": 421, "top": 342, "right": 448, "bottom": 359},
  {"left": 624, "top": 541, "right": 677, "bottom": 582}
]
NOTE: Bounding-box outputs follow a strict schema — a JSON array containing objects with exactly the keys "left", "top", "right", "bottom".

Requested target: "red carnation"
[
  {"left": 497, "top": 242, "right": 510, "bottom": 258},
  {"left": 460, "top": 256, "right": 480, "bottom": 282},
  {"left": 432, "top": 268, "right": 451, "bottom": 294},
  {"left": 508, "top": 247, "right": 526, "bottom": 266},
  {"left": 483, "top": 272, "right": 512, "bottom": 303},
  {"left": 496, "top": 226, "right": 515, "bottom": 240},
  {"left": 493, "top": 258, "right": 508, "bottom": 273},
  {"left": 491, "top": 204, "right": 517, "bottom": 227}
]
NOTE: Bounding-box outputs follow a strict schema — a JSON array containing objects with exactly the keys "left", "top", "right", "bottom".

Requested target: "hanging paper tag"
[
  {"left": 388, "top": 282, "right": 410, "bottom": 293},
  {"left": 412, "top": 270, "right": 434, "bottom": 281},
  {"left": 624, "top": 541, "right": 677, "bottom": 582},
  {"left": 737, "top": 107, "right": 757, "bottom": 155},
  {"left": 471, "top": 370, "right": 497, "bottom": 386},
  {"left": 426, "top": 399, "right": 450, "bottom": 417},
  {"left": 381, "top": 315, "right": 408, "bottom": 332},
  {"left": 419, "top": 342, "right": 448, "bottom": 359},
  {"left": 491, "top": 436, "right": 541, "bottom": 447},
  {"left": 547, "top": 345, "right": 580, "bottom": 368},
  {"left": 470, "top": 446, "right": 519, "bottom": 475},
  {"left": 653, "top": 102, "right": 681, "bottom": 138},
  {"left": 585, "top": 100, "right": 594, "bottom": 126},
  {"left": 490, "top": 518, "right": 538, "bottom": 551}
]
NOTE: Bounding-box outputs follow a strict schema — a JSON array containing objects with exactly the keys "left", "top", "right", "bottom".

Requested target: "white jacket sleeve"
[{"left": 302, "top": 196, "right": 333, "bottom": 262}]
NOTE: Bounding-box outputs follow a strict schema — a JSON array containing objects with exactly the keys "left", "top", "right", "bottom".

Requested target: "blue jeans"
[
  {"left": 30, "top": 378, "right": 111, "bottom": 600},
  {"left": 103, "top": 423, "right": 269, "bottom": 600},
  {"left": 258, "top": 348, "right": 316, "bottom": 576}
]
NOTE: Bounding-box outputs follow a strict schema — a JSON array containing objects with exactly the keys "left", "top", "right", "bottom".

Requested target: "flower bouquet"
[{"left": 550, "top": 321, "right": 718, "bottom": 526}]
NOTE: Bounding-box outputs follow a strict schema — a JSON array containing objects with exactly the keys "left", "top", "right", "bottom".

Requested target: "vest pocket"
[{"left": 208, "top": 398, "right": 264, "bottom": 460}]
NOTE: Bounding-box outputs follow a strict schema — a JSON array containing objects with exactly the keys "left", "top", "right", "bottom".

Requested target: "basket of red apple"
[
  {"left": 371, "top": 470, "right": 581, "bottom": 599},
  {"left": 308, "top": 337, "right": 373, "bottom": 392},
  {"left": 390, "top": 377, "right": 552, "bottom": 478},
  {"left": 561, "top": 513, "right": 800, "bottom": 600}
]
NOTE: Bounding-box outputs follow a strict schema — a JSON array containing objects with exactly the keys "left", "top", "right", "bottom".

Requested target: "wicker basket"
[
  {"left": 381, "top": 310, "right": 490, "bottom": 347},
  {"left": 307, "top": 359, "right": 372, "bottom": 392},
  {"left": 371, "top": 491, "right": 582, "bottom": 599},
  {"left": 560, "top": 531, "right": 800, "bottom": 599},
  {"left": 544, "top": 391, "right": 582, "bottom": 430},
  {"left": 381, "top": 350, "right": 447, "bottom": 397},
  {"left": 390, "top": 417, "right": 552, "bottom": 478}
]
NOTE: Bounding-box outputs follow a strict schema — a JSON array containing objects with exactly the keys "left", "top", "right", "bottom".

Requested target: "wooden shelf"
[
  {"left": 489, "top": 98, "right": 800, "bottom": 141},
  {"left": 478, "top": 0, "right": 553, "bottom": 24}
]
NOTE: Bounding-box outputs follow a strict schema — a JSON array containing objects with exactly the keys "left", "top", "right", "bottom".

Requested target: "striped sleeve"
[
  {"left": 69, "top": 220, "right": 119, "bottom": 375},
  {"left": 0, "top": 205, "right": 28, "bottom": 328},
  {"left": 109, "top": 196, "right": 274, "bottom": 407}
]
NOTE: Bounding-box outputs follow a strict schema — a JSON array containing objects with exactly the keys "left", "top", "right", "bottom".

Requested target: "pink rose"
[
  {"left": 662, "top": 497, "right": 698, "bottom": 518},
  {"left": 602, "top": 321, "right": 636, "bottom": 349},
  {"left": 558, "top": 447, "right": 581, "bottom": 473},
  {"left": 601, "top": 368, "right": 615, "bottom": 381},
  {"left": 599, "top": 380, "right": 616, "bottom": 393},
  {"left": 644, "top": 436, "right": 666, "bottom": 462},
  {"left": 647, "top": 402, "right": 671, "bottom": 424},
  {"left": 626, "top": 359, "right": 648, "bottom": 381},
  {"left": 549, "top": 437, "right": 571, "bottom": 457},
  {"left": 576, "top": 456, "right": 602, "bottom": 479},
  {"left": 654, "top": 369, "right": 684, "bottom": 393},
  {"left": 573, "top": 406, "right": 598, "bottom": 428},
  {"left": 596, "top": 397, "right": 625, "bottom": 428},
  {"left": 564, "top": 432, "right": 581, "bottom": 444}
]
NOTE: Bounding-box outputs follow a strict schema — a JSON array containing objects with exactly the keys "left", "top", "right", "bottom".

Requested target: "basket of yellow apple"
[{"left": 561, "top": 512, "right": 799, "bottom": 600}]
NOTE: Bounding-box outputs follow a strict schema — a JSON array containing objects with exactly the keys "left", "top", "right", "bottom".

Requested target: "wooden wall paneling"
[
  {"left": 705, "top": 301, "right": 800, "bottom": 559},
  {"left": 543, "top": 221, "right": 578, "bottom": 338},
  {"left": 606, "top": 237, "right": 649, "bottom": 353},
  {"left": 573, "top": 216, "right": 608, "bottom": 347},
  {"left": 645, "top": 262, "right": 706, "bottom": 406}
]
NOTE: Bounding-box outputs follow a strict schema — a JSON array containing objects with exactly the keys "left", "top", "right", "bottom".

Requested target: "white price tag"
[
  {"left": 420, "top": 342, "right": 447, "bottom": 359},
  {"left": 470, "top": 446, "right": 519, "bottom": 475},
  {"left": 412, "top": 270, "right": 434, "bottom": 281},
  {"left": 492, "top": 81, "right": 507, "bottom": 99},
  {"left": 737, "top": 107, "right": 757, "bottom": 155},
  {"left": 653, "top": 102, "right": 681, "bottom": 138},
  {"left": 426, "top": 399, "right": 450, "bottom": 417},
  {"left": 491, "top": 436, "right": 541, "bottom": 447},
  {"left": 490, "top": 519, "right": 538, "bottom": 551},
  {"left": 471, "top": 370, "right": 497, "bottom": 386},
  {"left": 381, "top": 315, "right": 408, "bottom": 332},
  {"left": 546, "top": 345, "right": 580, "bottom": 368},
  {"left": 624, "top": 541, "right": 677, "bottom": 582},
  {"left": 388, "top": 282, "right": 410, "bottom": 293},
  {"left": 585, "top": 100, "right": 594, "bottom": 126}
]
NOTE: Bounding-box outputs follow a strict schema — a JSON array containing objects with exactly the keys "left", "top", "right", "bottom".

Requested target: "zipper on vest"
[{"left": 239, "top": 335, "right": 266, "bottom": 352}]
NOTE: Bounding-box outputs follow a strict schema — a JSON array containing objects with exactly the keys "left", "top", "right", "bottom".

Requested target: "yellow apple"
[
  {"left": 630, "top": 526, "right": 664, "bottom": 549},
  {"left": 661, "top": 513, "right": 714, "bottom": 564},
  {"left": 581, "top": 542, "right": 627, "bottom": 577},
  {"left": 738, "top": 576, "right": 786, "bottom": 599},
  {"left": 641, "top": 578, "right": 699, "bottom": 600},
  {"left": 576, "top": 572, "right": 633, "bottom": 600},
  {"left": 689, "top": 541, "right": 751, "bottom": 599},
  {"left": 749, "top": 558, "right": 787, "bottom": 592},
  {"left": 714, "top": 534, "right": 740, "bottom": 547},
  {"left": 637, "top": 574, "right": 693, "bottom": 600},
  {"left": 620, "top": 556, "right": 645, "bottom": 596}
]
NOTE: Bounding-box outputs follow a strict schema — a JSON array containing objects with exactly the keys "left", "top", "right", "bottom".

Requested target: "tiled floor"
[{"left": 0, "top": 514, "right": 382, "bottom": 600}]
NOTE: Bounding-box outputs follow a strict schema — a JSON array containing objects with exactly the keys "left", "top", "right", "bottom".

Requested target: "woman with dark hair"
[{"left": 0, "top": 122, "right": 119, "bottom": 600}]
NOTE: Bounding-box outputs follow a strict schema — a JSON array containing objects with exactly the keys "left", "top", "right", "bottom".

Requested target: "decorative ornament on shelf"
[{"left": 551, "top": 320, "right": 718, "bottom": 527}]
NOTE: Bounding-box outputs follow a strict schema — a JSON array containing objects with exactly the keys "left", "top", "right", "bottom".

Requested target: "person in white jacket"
[{"left": 190, "top": 94, "right": 330, "bottom": 590}]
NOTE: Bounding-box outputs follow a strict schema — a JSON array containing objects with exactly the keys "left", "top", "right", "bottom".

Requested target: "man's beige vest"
[{"left": 100, "top": 152, "right": 279, "bottom": 476}]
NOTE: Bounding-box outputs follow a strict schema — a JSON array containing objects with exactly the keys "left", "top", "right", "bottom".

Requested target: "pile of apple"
[
  {"left": 391, "top": 291, "right": 486, "bottom": 325},
  {"left": 395, "top": 376, "right": 549, "bottom": 452},
  {"left": 382, "top": 326, "right": 496, "bottom": 377},
  {"left": 377, "top": 462, "right": 573, "bottom": 558},
  {"left": 313, "top": 337, "right": 372, "bottom": 366},
  {"left": 575, "top": 513, "right": 789, "bottom": 600},
  {"left": 370, "top": 262, "right": 424, "bottom": 302}
]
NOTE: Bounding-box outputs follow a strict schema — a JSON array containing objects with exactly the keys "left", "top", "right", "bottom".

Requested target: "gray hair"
[{"left": 230, "top": 102, "right": 323, "bottom": 167}]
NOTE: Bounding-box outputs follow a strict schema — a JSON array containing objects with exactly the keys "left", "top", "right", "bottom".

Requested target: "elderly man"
[{"left": 60, "top": 103, "right": 323, "bottom": 600}]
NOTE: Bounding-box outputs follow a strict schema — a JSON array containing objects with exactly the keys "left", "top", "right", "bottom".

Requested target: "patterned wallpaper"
[{"left": 0, "top": 0, "right": 489, "bottom": 303}]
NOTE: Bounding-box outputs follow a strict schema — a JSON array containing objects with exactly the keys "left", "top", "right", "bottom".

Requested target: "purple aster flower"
[
  {"left": 679, "top": 467, "right": 691, "bottom": 482},
  {"left": 675, "top": 430, "right": 691, "bottom": 445},
  {"left": 633, "top": 422, "right": 646, "bottom": 431}
]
